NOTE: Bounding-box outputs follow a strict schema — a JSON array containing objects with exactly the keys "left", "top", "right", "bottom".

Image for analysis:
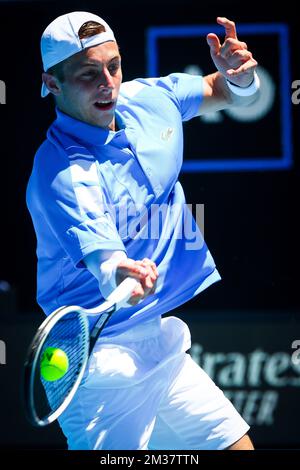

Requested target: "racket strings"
[{"left": 38, "top": 312, "right": 89, "bottom": 413}]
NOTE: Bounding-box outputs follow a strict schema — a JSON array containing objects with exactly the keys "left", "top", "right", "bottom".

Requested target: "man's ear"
[{"left": 42, "top": 72, "right": 62, "bottom": 96}]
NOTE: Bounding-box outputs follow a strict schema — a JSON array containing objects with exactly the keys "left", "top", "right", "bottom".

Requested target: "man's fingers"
[
  {"left": 136, "top": 259, "right": 158, "bottom": 292},
  {"left": 136, "top": 259, "right": 158, "bottom": 281},
  {"left": 141, "top": 258, "right": 159, "bottom": 278},
  {"left": 127, "top": 264, "right": 148, "bottom": 279},
  {"left": 116, "top": 259, "right": 148, "bottom": 284},
  {"left": 217, "top": 17, "right": 238, "bottom": 40},
  {"left": 227, "top": 58, "right": 258, "bottom": 78},
  {"left": 128, "top": 275, "right": 156, "bottom": 305},
  {"left": 206, "top": 33, "right": 221, "bottom": 55},
  {"left": 128, "top": 283, "right": 145, "bottom": 305},
  {"left": 220, "top": 38, "right": 248, "bottom": 60},
  {"left": 116, "top": 258, "right": 158, "bottom": 304},
  {"left": 225, "top": 49, "right": 253, "bottom": 69}
]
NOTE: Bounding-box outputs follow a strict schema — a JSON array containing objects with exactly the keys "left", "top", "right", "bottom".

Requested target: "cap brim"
[{"left": 41, "top": 82, "right": 50, "bottom": 98}]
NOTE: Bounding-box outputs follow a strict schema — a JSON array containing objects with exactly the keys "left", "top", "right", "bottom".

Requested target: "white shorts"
[{"left": 58, "top": 316, "right": 249, "bottom": 450}]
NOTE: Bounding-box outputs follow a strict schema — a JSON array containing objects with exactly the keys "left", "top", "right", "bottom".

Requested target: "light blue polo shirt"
[{"left": 26, "top": 73, "right": 221, "bottom": 335}]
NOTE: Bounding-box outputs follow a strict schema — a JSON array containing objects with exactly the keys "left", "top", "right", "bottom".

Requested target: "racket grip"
[{"left": 106, "top": 277, "right": 139, "bottom": 308}]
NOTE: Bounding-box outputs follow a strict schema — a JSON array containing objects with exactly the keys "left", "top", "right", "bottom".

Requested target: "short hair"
[
  {"left": 47, "top": 21, "right": 106, "bottom": 82},
  {"left": 78, "top": 21, "right": 106, "bottom": 38}
]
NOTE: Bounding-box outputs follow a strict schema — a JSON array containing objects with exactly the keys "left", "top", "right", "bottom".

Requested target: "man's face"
[{"left": 56, "top": 41, "right": 122, "bottom": 130}]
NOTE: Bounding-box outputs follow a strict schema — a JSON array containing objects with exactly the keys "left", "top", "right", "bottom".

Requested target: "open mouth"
[{"left": 94, "top": 100, "right": 114, "bottom": 111}]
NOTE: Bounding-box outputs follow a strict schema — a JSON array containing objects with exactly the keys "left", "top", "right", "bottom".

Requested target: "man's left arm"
[{"left": 199, "top": 17, "right": 260, "bottom": 114}]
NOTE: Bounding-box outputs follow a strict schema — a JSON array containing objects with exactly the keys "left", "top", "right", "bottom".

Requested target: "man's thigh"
[{"left": 149, "top": 354, "right": 250, "bottom": 450}]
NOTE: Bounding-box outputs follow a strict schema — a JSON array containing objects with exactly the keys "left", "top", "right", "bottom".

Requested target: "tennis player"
[{"left": 26, "top": 11, "right": 259, "bottom": 450}]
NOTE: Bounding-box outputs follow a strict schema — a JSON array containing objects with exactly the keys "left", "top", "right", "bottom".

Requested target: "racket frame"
[{"left": 24, "top": 277, "right": 138, "bottom": 427}]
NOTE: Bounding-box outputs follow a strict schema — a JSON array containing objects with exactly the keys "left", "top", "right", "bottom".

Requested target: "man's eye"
[
  {"left": 109, "top": 64, "right": 119, "bottom": 75},
  {"left": 81, "top": 71, "right": 97, "bottom": 79}
]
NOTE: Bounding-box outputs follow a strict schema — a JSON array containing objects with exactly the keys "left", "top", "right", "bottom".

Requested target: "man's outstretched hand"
[
  {"left": 116, "top": 258, "right": 159, "bottom": 305},
  {"left": 206, "top": 17, "right": 258, "bottom": 88}
]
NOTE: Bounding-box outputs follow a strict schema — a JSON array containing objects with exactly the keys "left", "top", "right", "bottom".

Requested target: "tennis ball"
[{"left": 40, "top": 347, "right": 69, "bottom": 381}]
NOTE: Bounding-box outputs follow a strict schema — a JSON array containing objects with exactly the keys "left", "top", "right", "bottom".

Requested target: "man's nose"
[{"left": 98, "top": 68, "right": 114, "bottom": 89}]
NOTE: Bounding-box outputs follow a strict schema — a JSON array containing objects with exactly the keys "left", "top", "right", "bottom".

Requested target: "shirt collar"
[{"left": 53, "top": 107, "right": 127, "bottom": 147}]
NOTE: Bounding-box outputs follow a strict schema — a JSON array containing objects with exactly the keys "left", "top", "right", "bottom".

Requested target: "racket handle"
[{"left": 106, "top": 277, "right": 139, "bottom": 309}]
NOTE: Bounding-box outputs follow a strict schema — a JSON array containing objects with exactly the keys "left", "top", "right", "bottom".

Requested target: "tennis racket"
[{"left": 23, "top": 277, "right": 139, "bottom": 427}]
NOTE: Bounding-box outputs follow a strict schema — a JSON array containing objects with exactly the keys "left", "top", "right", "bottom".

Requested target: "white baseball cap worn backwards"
[{"left": 41, "top": 11, "right": 116, "bottom": 97}]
